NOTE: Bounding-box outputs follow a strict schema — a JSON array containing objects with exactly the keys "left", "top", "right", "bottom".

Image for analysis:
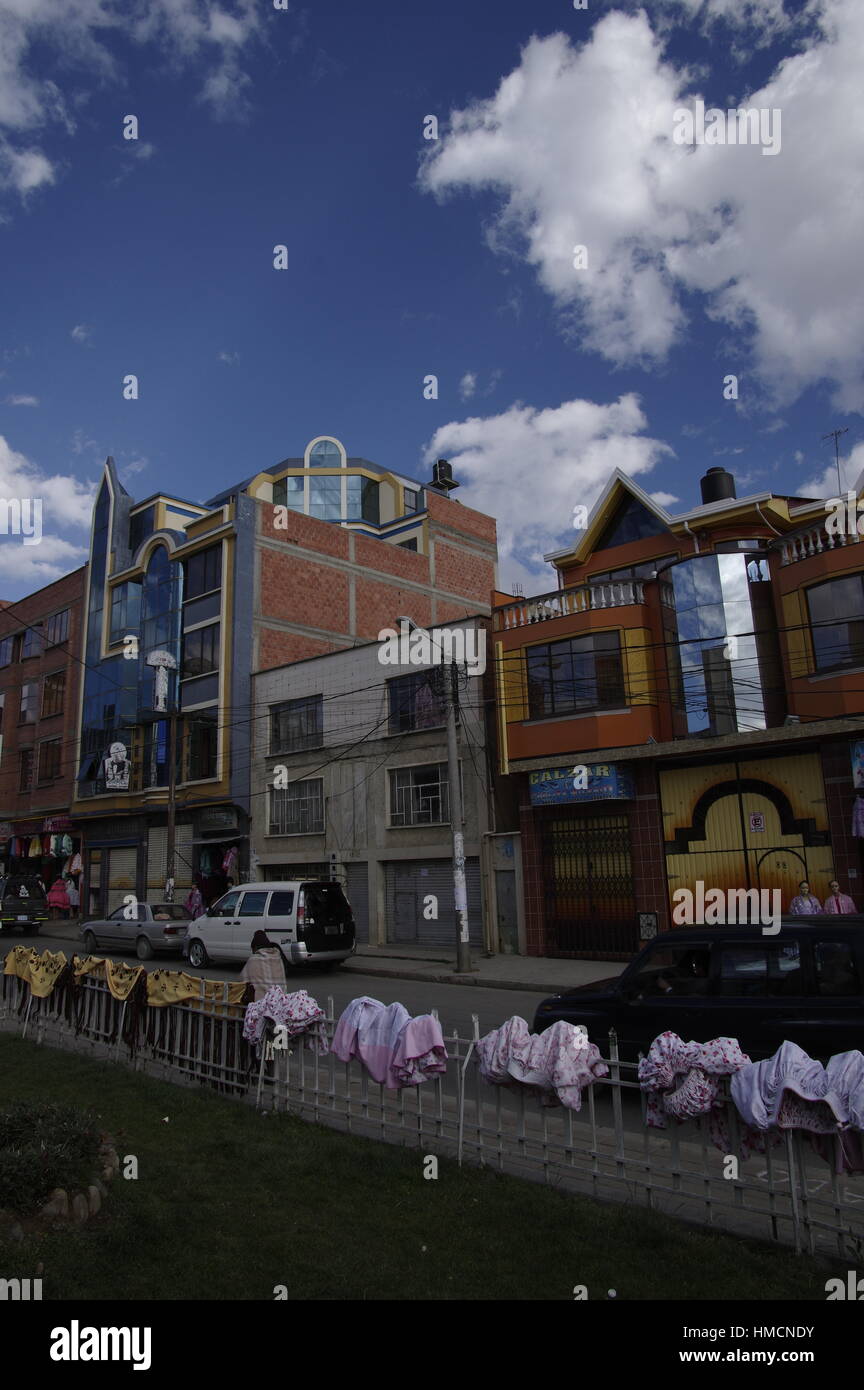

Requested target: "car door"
[
  {"left": 790, "top": 936, "right": 864, "bottom": 1060},
  {"left": 200, "top": 891, "right": 241, "bottom": 961},
  {"left": 101, "top": 903, "right": 138, "bottom": 948},
  {"left": 613, "top": 940, "right": 712, "bottom": 1057},
  {"left": 230, "top": 891, "right": 271, "bottom": 961},
  {"left": 265, "top": 889, "right": 296, "bottom": 947},
  {"left": 708, "top": 938, "right": 808, "bottom": 1060}
]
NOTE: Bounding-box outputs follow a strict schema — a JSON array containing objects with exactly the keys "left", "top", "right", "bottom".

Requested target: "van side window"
[
  {"left": 237, "top": 892, "right": 269, "bottom": 917},
  {"left": 269, "top": 892, "right": 295, "bottom": 915},
  {"left": 814, "top": 941, "right": 859, "bottom": 996},
  {"left": 213, "top": 892, "right": 240, "bottom": 916},
  {"left": 718, "top": 943, "right": 802, "bottom": 996}
]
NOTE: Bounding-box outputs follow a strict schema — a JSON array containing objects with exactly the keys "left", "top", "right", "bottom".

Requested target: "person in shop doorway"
[
  {"left": 789, "top": 880, "right": 823, "bottom": 915},
  {"left": 240, "top": 930, "right": 287, "bottom": 1001},
  {"left": 824, "top": 880, "right": 858, "bottom": 914},
  {"left": 47, "top": 876, "right": 69, "bottom": 920},
  {"left": 65, "top": 876, "right": 79, "bottom": 921}
]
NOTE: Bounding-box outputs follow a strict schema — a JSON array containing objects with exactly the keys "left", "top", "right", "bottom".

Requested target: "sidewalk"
[{"left": 26, "top": 921, "right": 624, "bottom": 993}]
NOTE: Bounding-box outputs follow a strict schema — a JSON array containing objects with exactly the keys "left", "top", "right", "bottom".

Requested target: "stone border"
[{"left": 3, "top": 1142, "right": 119, "bottom": 1241}]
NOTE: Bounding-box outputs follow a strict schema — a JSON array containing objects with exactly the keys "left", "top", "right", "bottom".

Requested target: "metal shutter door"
[
  {"left": 345, "top": 863, "right": 369, "bottom": 943},
  {"left": 385, "top": 859, "right": 483, "bottom": 947},
  {"left": 106, "top": 847, "right": 137, "bottom": 913}
]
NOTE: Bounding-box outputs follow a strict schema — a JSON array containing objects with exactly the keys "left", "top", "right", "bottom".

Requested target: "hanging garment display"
[
  {"left": 184, "top": 886, "right": 205, "bottom": 920},
  {"left": 222, "top": 845, "right": 239, "bottom": 879},
  {"left": 476, "top": 1017, "right": 609, "bottom": 1111},
  {"left": 242, "top": 986, "right": 328, "bottom": 1053},
  {"left": 69, "top": 851, "right": 83, "bottom": 875},
  {"left": 638, "top": 1032, "right": 752, "bottom": 1129},
  {"left": 60, "top": 834, "right": 73, "bottom": 856},
  {"left": 332, "top": 997, "right": 411, "bottom": 1085},
  {"left": 28, "top": 836, "right": 42, "bottom": 857},
  {"left": 731, "top": 1042, "right": 864, "bottom": 1134}
]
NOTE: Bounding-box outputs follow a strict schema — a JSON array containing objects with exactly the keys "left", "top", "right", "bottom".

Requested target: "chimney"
[
  {"left": 700, "top": 467, "right": 736, "bottom": 505},
  {"left": 428, "top": 458, "right": 459, "bottom": 494}
]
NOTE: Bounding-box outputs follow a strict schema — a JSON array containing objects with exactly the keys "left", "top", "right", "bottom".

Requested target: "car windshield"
[
  {"left": 2, "top": 879, "right": 46, "bottom": 902},
  {"left": 148, "top": 904, "right": 191, "bottom": 920}
]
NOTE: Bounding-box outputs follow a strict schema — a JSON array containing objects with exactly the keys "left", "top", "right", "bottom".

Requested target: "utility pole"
[
  {"left": 445, "top": 657, "right": 472, "bottom": 973},
  {"left": 823, "top": 427, "right": 849, "bottom": 496}
]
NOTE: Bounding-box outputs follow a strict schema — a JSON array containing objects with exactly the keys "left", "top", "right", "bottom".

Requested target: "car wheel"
[
  {"left": 83, "top": 930, "right": 97, "bottom": 954},
  {"left": 188, "top": 939, "right": 209, "bottom": 969},
  {"left": 136, "top": 936, "right": 154, "bottom": 961}
]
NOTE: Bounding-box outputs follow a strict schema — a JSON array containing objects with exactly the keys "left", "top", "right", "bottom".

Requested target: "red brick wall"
[
  {"left": 260, "top": 502, "right": 350, "bottom": 559},
  {"left": 433, "top": 541, "right": 496, "bottom": 601},
  {"left": 426, "top": 490, "right": 497, "bottom": 543},
  {"left": 353, "top": 533, "right": 429, "bottom": 581},
  {"left": 260, "top": 550, "right": 349, "bottom": 630},
  {"left": 354, "top": 579, "right": 432, "bottom": 641},
  {"left": 0, "top": 567, "right": 86, "bottom": 821},
  {"left": 258, "top": 629, "right": 344, "bottom": 672}
]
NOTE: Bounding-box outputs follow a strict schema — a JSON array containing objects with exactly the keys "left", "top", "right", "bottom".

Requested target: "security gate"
[
  {"left": 385, "top": 859, "right": 483, "bottom": 947},
  {"left": 540, "top": 813, "right": 635, "bottom": 955}
]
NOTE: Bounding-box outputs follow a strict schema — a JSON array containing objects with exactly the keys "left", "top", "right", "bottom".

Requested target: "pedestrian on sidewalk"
[
  {"left": 65, "top": 876, "right": 79, "bottom": 921},
  {"left": 240, "top": 930, "right": 288, "bottom": 1001},
  {"left": 824, "top": 880, "right": 858, "bottom": 915}
]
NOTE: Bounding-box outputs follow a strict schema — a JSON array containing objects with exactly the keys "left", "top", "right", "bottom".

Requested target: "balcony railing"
[
  {"left": 779, "top": 523, "right": 862, "bottom": 566},
  {"left": 495, "top": 580, "right": 646, "bottom": 632}
]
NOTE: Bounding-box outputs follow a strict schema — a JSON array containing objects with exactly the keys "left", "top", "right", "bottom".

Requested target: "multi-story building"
[
  {"left": 493, "top": 466, "right": 864, "bottom": 959},
  {"left": 251, "top": 617, "right": 504, "bottom": 950},
  {"left": 74, "top": 438, "right": 497, "bottom": 915},
  {"left": 0, "top": 569, "right": 87, "bottom": 889}
]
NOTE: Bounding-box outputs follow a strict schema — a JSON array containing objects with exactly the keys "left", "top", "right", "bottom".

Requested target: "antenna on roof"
[{"left": 822, "top": 427, "right": 849, "bottom": 495}]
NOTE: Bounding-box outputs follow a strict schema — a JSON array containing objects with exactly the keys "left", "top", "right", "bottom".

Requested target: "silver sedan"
[{"left": 80, "top": 902, "right": 192, "bottom": 961}]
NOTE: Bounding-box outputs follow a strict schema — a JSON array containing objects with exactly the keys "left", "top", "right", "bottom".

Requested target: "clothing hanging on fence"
[
  {"left": 731, "top": 1042, "right": 864, "bottom": 1135},
  {"left": 332, "top": 996, "right": 447, "bottom": 1088},
  {"left": 639, "top": 1032, "right": 752, "bottom": 1130},
  {"left": 476, "top": 1017, "right": 609, "bottom": 1111},
  {"left": 243, "top": 986, "right": 328, "bottom": 1054}
]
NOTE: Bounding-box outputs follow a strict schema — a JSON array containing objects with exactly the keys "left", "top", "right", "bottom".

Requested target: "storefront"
[{"left": 0, "top": 815, "right": 83, "bottom": 901}]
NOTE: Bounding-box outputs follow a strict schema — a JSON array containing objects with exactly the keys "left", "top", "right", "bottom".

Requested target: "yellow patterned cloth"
[
  {"left": 26, "top": 950, "right": 70, "bottom": 998},
  {"left": 72, "top": 954, "right": 144, "bottom": 1001},
  {"left": 3, "top": 945, "right": 37, "bottom": 982},
  {"left": 146, "top": 969, "right": 247, "bottom": 1016}
]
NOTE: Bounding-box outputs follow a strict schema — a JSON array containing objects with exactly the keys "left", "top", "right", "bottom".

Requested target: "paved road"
[{"left": 3, "top": 928, "right": 546, "bottom": 1039}]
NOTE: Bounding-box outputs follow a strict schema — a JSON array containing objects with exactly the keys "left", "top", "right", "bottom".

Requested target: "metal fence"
[{"left": 2, "top": 967, "right": 863, "bottom": 1259}]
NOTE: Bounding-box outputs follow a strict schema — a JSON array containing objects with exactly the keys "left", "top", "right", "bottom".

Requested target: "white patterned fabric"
[
  {"left": 476, "top": 1017, "right": 609, "bottom": 1110},
  {"left": 243, "top": 986, "right": 328, "bottom": 1054}
]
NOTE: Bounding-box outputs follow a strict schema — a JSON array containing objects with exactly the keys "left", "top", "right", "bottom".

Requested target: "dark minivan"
[{"left": 532, "top": 918, "right": 864, "bottom": 1061}]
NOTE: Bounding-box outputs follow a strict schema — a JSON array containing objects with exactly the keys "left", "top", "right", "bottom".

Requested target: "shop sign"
[
  {"left": 200, "top": 807, "right": 238, "bottom": 831},
  {"left": 102, "top": 742, "right": 131, "bottom": 791},
  {"left": 528, "top": 763, "right": 635, "bottom": 806},
  {"left": 43, "top": 816, "right": 73, "bottom": 832}
]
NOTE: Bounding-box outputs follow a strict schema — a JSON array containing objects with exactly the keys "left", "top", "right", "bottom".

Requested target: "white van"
[{"left": 184, "top": 880, "right": 356, "bottom": 970}]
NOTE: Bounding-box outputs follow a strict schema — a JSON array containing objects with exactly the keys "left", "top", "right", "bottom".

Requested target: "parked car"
[
  {"left": 532, "top": 918, "right": 864, "bottom": 1062},
  {"left": 0, "top": 875, "right": 49, "bottom": 935},
  {"left": 81, "top": 902, "right": 191, "bottom": 960},
  {"left": 184, "top": 880, "right": 356, "bottom": 970}
]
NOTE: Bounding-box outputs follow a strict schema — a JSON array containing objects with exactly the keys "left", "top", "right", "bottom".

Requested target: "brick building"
[
  {"left": 73, "top": 438, "right": 498, "bottom": 915},
  {"left": 0, "top": 568, "right": 86, "bottom": 890},
  {"left": 493, "top": 466, "right": 864, "bottom": 959}
]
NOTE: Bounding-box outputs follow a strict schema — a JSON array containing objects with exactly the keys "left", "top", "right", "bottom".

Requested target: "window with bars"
[
  {"left": 389, "top": 763, "right": 450, "bottom": 826},
  {"left": 45, "top": 609, "right": 70, "bottom": 646},
  {"left": 270, "top": 695, "right": 323, "bottom": 754},
  {"left": 41, "top": 670, "right": 66, "bottom": 718},
  {"left": 38, "top": 738, "right": 61, "bottom": 782},
  {"left": 269, "top": 779, "right": 324, "bottom": 835}
]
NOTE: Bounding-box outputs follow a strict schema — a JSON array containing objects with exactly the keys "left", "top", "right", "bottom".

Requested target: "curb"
[{"left": 340, "top": 962, "right": 560, "bottom": 993}]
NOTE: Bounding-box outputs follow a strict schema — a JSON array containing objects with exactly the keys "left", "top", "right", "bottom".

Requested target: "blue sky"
[{"left": 0, "top": 0, "right": 862, "bottom": 597}]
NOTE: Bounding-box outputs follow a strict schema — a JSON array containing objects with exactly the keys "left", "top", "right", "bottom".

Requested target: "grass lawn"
[{"left": 0, "top": 1034, "right": 845, "bottom": 1301}]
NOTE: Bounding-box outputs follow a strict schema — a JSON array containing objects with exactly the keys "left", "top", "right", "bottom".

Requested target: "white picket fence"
[{"left": 2, "top": 967, "right": 863, "bottom": 1259}]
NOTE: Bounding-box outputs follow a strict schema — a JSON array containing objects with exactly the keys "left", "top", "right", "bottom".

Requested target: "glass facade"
[
  {"left": 526, "top": 633, "right": 625, "bottom": 718},
  {"left": 664, "top": 552, "right": 783, "bottom": 736},
  {"left": 309, "top": 475, "right": 342, "bottom": 520}
]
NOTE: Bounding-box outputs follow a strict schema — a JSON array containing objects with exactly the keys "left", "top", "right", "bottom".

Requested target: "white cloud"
[
  {"left": 4, "top": 393, "right": 38, "bottom": 406},
  {"left": 459, "top": 371, "right": 477, "bottom": 400},
  {"left": 0, "top": 434, "right": 96, "bottom": 590},
  {"left": 70, "top": 323, "right": 92, "bottom": 343},
  {"left": 0, "top": 0, "right": 267, "bottom": 209},
  {"left": 423, "top": 394, "right": 672, "bottom": 594},
  {"left": 419, "top": 0, "right": 864, "bottom": 413},
  {"left": 800, "top": 441, "right": 864, "bottom": 499},
  {"left": 217, "top": 350, "right": 240, "bottom": 365},
  {"left": 650, "top": 490, "right": 680, "bottom": 507}
]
